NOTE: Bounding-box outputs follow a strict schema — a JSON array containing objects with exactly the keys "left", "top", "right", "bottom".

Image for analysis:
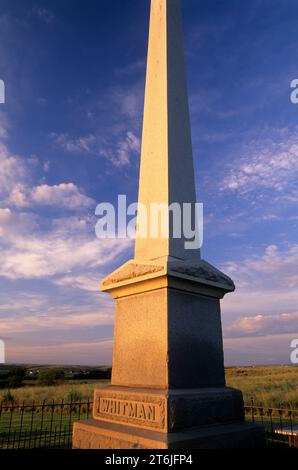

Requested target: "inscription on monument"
[
  {"left": 100, "top": 398, "right": 157, "bottom": 421},
  {"left": 94, "top": 392, "right": 165, "bottom": 430}
]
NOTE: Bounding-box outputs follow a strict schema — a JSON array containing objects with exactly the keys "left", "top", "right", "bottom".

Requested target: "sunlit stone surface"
[{"left": 73, "top": 0, "right": 265, "bottom": 449}]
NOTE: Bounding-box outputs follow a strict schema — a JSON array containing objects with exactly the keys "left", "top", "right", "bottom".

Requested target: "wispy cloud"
[
  {"left": 225, "top": 244, "right": 298, "bottom": 288},
  {"left": 114, "top": 131, "right": 141, "bottom": 167},
  {"left": 51, "top": 133, "right": 98, "bottom": 154},
  {"left": 53, "top": 274, "right": 102, "bottom": 292},
  {"left": 32, "top": 6, "right": 55, "bottom": 25},
  {"left": 220, "top": 127, "right": 298, "bottom": 199},
  {"left": 49, "top": 70, "right": 144, "bottom": 168},
  {"left": 51, "top": 131, "right": 140, "bottom": 167},
  {"left": 0, "top": 142, "right": 27, "bottom": 194}
]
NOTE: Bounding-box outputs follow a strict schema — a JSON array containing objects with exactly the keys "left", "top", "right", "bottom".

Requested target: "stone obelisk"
[{"left": 73, "top": 0, "right": 265, "bottom": 449}]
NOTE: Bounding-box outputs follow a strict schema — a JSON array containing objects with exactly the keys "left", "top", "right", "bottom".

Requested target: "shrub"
[
  {"left": 9, "top": 368, "right": 26, "bottom": 379},
  {"left": 38, "top": 369, "right": 65, "bottom": 386},
  {"left": 6, "top": 375, "right": 24, "bottom": 389},
  {"left": 2, "top": 390, "right": 15, "bottom": 403}
]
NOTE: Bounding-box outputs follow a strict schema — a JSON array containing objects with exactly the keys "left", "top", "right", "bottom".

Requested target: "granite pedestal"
[{"left": 73, "top": 260, "right": 265, "bottom": 449}]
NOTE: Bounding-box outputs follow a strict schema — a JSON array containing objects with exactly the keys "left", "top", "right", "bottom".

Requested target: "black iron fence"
[
  {"left": 245, "top": 399, "right": 298, "bottom": 448},
  {"left": 0, "top": 399, "right": 93, "bottom": 449},
  {"left": 0, "top": 398, "right": 297, "bottom": 449}
]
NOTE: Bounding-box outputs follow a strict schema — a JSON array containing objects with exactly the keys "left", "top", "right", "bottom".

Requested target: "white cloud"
[
  {"left": 0, "top": 212, "right": 132, "bottom": 280},
  {"left": 221, "top": 243, "right": 298, "bottom": 343},
  {"left": 9, "top": 182, "right": 94, "bottom": 209},
  {"left": 220, "top": 128, "right": 298, "bottom": 198},
  {"left": 0, "top": 121, "right": 93, "bottom": 211},
  {"left": 0, "top": 208, "right": 39, "bottom": 239},
  {"left": 225, "top": 311, "right": 298, "bottom": 338},
  {"left": 0, "top": 111, "right": 9, "bottom": 138},
  {"left": 8, "top": 183, "right": 27, "bottom": 207},
  {"left": 0, "top": 143, "right": 27, "bottom": 194},
  {"left": 30, "top": 183, "right": 94, "bottom": 209},
  {"left": 0, "top": 207, "right": 12, "bottom": 236},
  {"left": 0, "top": 116, "right": 94, "bottom": 211}
]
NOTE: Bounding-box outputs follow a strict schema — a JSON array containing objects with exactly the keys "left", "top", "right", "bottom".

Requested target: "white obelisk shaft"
[{"left": 135, "top": 0, "right": 198, "bottom": 262}]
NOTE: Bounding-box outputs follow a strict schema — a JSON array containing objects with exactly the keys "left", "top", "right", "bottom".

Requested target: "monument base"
[
  {"left": 73, "top": 420, "right": 265, "bottom": 449},
  {"left": 72, "top": 386, "right": 265, "bottom": 449}
]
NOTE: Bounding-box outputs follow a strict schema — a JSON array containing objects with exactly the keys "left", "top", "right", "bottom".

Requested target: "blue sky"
[{"left": 0, "top": 0, "right": 298, "bottom": 366}]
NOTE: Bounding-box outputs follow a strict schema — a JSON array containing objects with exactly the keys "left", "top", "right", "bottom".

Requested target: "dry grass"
[
  {"left": 0, "top": 380, "right": 109, "bottom": 404},
  {"left": 226, "top": 365, "right": 298, "bottom": 408},
  {"left": 1, "top": 366, "right": 297, "bottom": 409}
]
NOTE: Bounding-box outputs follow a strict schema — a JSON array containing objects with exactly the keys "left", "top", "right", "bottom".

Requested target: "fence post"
[{"left": 251, "top": 397, "right": 254, "bottom": 423}]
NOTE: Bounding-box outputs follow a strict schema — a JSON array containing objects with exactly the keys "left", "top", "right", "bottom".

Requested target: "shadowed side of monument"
[{"left": 73, "top": 0, "right": 265, "bottom": 449}]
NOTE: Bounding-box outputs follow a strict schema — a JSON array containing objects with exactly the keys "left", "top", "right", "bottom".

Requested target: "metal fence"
[
  {"left": 0, "top": 398, "right": 297, "bottom": 449},
  {"left": 245, "top": 399, "right": 298, "bottom": 448},
  {"left": 0, "top": 399, "right": 93, "bottom": 449}
]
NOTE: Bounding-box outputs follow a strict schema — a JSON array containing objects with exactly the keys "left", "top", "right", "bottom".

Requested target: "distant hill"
[{"left": 0, "top": 364, "right": 111, "bottom": 372}]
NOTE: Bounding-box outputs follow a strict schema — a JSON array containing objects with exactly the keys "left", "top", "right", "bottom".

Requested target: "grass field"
[
  {"left": 226, "top": 365, "right": 298, "bottom": 408},
  {"left": 0, "top": 366, "right": 297, "bottom": 409},
  {"left": 0, "top": 365, "right": 297, "bottom": 449},
  {"left": 0, "top": 380, "right": 109, "bottom": 404}
]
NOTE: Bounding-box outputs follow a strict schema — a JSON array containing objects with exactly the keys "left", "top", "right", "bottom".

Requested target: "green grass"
[{"left": 0, "top": 404, "right": 92, "bottom": 449}]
